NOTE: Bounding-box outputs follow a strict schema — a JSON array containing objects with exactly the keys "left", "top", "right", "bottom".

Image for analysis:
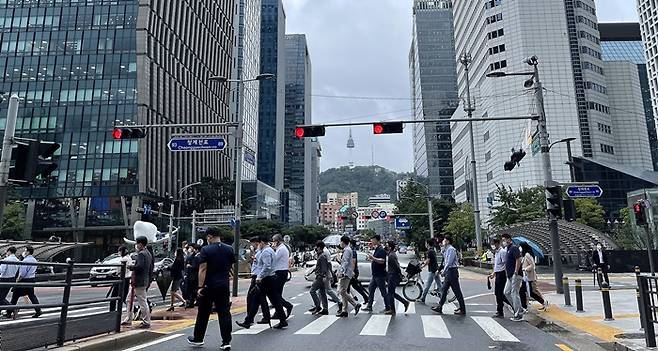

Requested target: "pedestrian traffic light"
[
  {"left": 113, "top": 127, "right": 147, "bottom": 139},
  {"left": 295, "top": 125, "right": 325, "bottom": 139},
  {"left": 634, "top": 201, "right": 647, "bottom": 226},
  {"left": 9, "top": 139, "right": 60, "bottom": 184},
  {"left": 545, "top": 185, "right": 563, "bottom": 219},
  {"left": 503, "top": 149, "right": 527, "bottom": 171},
  {"left": 373, "top": 122, "right": 404, "bottom": 135}
]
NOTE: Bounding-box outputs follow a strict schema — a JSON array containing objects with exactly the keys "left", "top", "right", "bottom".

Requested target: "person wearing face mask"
[
  {"left": 122, "top": 236, "right": 152, "bottom": 328},
  {"left": 8, "top": 246, "right": 41, "bottom": 319},
  {"left": 489, "top": 238, "right": 511, "bottom": 318},
  {"left": 237, "top": 237, "right": 271, "bottom": 328},
  {"left": 308, "top": 241, "right": 331, "bottom": 316},
  {"left": 501, "top": 233, "right": 524, "bottom": 322},
  {"left": 592, "top": 243, "right": 610, "bottom": 287},
  {"left": 431, "top": 236, "right": 466, "bottom": 315}
]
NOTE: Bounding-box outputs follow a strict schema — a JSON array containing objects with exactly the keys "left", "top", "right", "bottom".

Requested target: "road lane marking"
[
  {"left": 234, "top": 322, "right": 273, "bottom": 335},
  {"left": 396, "top": 301, "right": 415, "bottom": 314},
  {"left": 294, "top": 315, "right": 340, "bottom": 334},
  {"left": 360, "top": 315, "right": 391, "bottom": 336},
  {"left": 556, "top": 344, "right": 574, "bottom": 351},
  {"left": 471, "top": 316, "right": 520, "bottom": 342},
  {"left": 121, "top": 333, "right": 183, "bottom": 351},
  {"left": 421, "top": 315, "right": 451, "bottom": 338}
]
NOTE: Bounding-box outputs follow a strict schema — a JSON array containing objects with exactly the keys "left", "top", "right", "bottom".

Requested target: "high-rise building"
[
  {"left": 0, "top": 1, "right": 235, "bottom": 256},
  {"left": 368, "top": 194, "right": 391, "bottom": 207},
  {"left": 409, "top": 0, "right": 459, "bottom": 198},
  {"left": 450, "top": 0, "right": 653, "bottom": 221},
  {"left": 601, "top": 22, "right": 658, "bottom": 171},
  {"left": 326, "top": 192, "right": 359, "bottom": 207},
  {"left": 639, "top": 0, "right": 658, "bottom": 155},
  {"left": 283, "top": 34, "right": 314, "bottom": 223},
  {"left": 257, "top": 0, "right": 286, "bottom": 189},
  {"left": 230, "top": 0, "right": 261, "bottom": 181}
]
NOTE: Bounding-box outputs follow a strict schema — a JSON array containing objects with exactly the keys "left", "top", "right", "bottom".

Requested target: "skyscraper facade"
[
  {"left": 601, "top": 22, "right": 658, "bottom": 171},
  {"left": 230, "top": 0, "right": 261, "bottom": 181},
  {"left": 0, "top": 0, "right": 235, "bottom": 255},
  {"left": 283, "top": 34, "right": 314, "bottom": 224},
  {"left": 409, "top": 0, "right": 458, "bottom": 198},
  {"left": 450, "top": 0, "right": 652, "bottom": 221},
  {"left": 257, "top": 0, "right": 286, "bottom": 190},
  {"left": 638, "top": 0, "right": 658, "bottom": 154}
]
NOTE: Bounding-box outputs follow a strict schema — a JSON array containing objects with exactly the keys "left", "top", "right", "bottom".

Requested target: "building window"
[
  {"left": 483, "top": 130, "right": 490, "bottom": 142},
  {"left": 485, "top": 13, "right": 503, "bottom": 25},
  {"left": 584, "top": 81, "right": 607, "bottom": 94},
  {"left": 579, "top": 30, "right": 600, "bottom": 44},
  {"left": 486, "top": 171, "right": 494, "bottom": 181},
  {"left": 577, "top": 15, "right": 598, "bottom": 30},
  {"left": 485, "top": 151, "right": 492, "bottom": 161},
  {"left": 582, "top": 61, "right": 604, "bottom": 74},
  {"left": 576, "top": 1, "right": 597, "bottom": 15},
  {"left": 488, "top": 44, "right": 506, "bottom": 56},
  {"left": 487, "top": 28, "right": 505, "bottom": 40},
  {"left": 587, "top": 101, "right": 610, "bottom": 114},
  {"left": 600, "top": 143, "right": 615, "bottom": 154},
  {"left": 597, "top": 123, "right": 612, "bottom": 134},
  {"left": 489, "top": 60, "right": 507, "bottom": 71},
  {"left": 580, "top": 45, "right": 602, "bottom": 59},
  {"left": 485, "top": 0, "right": 503, "bottom": 9}
]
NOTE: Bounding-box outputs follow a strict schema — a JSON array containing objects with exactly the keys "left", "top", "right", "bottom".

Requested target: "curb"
[{"left": 54, "top": 330, "right": 163, "bottom": 351}]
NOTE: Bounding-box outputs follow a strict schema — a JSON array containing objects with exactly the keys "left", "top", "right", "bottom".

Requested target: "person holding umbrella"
[{"left": 520, "top": 242, "right": 548, "bottom": 311}]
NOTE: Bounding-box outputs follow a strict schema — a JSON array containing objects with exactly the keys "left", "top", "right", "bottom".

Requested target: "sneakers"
[
  {"left": 354, "top": 303, "right": 361, "bottom": 316},
  {"left": 384, "top": 309, "right": 394, "bottom": 315},
  {"left": 187, "top": 336, "right": 204, "bottom": 347},
  {"left": 510, "top": 315, "right": 524, "bottom": 322},
  {"left": 273, "top": 322, "right": 288, "bottom": 329},
  {"left": 314, "top": 309, "right": 328, "bottom": 315},
  {"left": 453, "top": 309, "right": 466, "bottom": 315},
  {"left": 236, "top": 321, "right": 252, "bottom": 329},
  {"left": 492, "top": 312, "right": 504, "bottom": 318},
  {"left": 307, "top": 306, "right": 319, "bottom": 313},
  {"left": 220, "top": 343, "right": 231, "bottom": 350},
  {"left": 336, "top": 312, "right": 349, "bottom": 317},
  {"left": 431, "top": 306, "right": 443, "bottom": 315},
  {"left": 138, "top": 322, "right": 151, "bottom": 329}
]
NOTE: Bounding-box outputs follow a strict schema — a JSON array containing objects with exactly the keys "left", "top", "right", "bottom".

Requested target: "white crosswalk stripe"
[
  {"left": 421, "top": 315, "right": 451, "bottom": 338},
  {"left": 471, "top": 316, "right": 520, "bottom": 342},
  {"left": 294, "top": 315, "right": 340, "bottom": 335},
  {"left": 359, "top": 315, "right": 391, "bottom": 336}
]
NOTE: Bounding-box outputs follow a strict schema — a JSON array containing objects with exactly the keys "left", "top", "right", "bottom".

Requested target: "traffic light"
[
  {"left": 373, "top": 122, "right": 404, "bottom": 135},
  {"left": 545, "top": 185, "right": 563, "bottom": 219},
  {"left": 113, "top": 127, "right": 147, "bottom": 139},
  {"left": 634, "top": 201, "right": 647, "bottom": 226},
  {"left": 9, "top": 139, "right": 60, "bottom": 184},
  {"left": 503, "top": 149, "right": 527, "bottom": 171},
  {"left": 295, "top": 125, "right": 325, "bottom": 139}
]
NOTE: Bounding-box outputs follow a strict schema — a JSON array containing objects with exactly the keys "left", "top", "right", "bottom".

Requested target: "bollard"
[
  {"left": 601, "top": 287, "right": 614, "bottom": 321},
  {"left": 575, "top": 279, "right": 584, "bottom": 312},
  {"left": 637, "top": 288, "right": 645, "bottom": 331},
  {"left": 597, "top": 267, "right": 604, "bottom": 288},
  {"left": 563, "top": 277, "right": 572, "bottom": 306}
]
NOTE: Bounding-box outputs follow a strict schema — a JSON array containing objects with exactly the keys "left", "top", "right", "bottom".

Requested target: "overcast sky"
[{"left": 282, "top": 0, "right": 639, "bottom": 173}]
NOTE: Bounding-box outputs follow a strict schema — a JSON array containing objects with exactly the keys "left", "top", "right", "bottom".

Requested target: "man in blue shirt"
[
  {"left": 362, "top": 235, "right": 389, "bottom": 313},
  {"left": 236, "top": 237, "right": 271, "bottom": 328},
  {"left": 256, "top": 235, "right": 288, "bottom": 329},
  {"left": 8, "top": 246, "right": 41, "bottom": 318},
  {"left": 431, "top": 236, "right": 466, "bottom": 315},
  {"left": 188, "top": 228, "right": 235, "bottom": 350},
  {"left": 0, "top": 247, "right": 19, "bottom": 316}
]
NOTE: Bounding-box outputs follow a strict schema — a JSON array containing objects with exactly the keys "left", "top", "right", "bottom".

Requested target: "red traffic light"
[
  {"left": 295, "top": 127, "right": 305, "bottom": 139},
  {"left": 294, "top": 125, "right": 325, "bottom": 139},
  {"left": 112, "top": 128, "right": 123, "bottom": 139},
  {"left": 372, "top": 122, "right": 403, "bottom": 135}
]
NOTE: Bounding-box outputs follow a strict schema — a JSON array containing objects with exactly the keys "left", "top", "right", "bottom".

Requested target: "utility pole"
[
  {"left": 427, "top": 197, "right": 435, "bottom": 239},
  {"left": 168, "top": 203, "right": 174, "bottom": 254},
  {"left": 232, "top": 80, "right": 245, "bottom": 298},
  {"left": 0, "top": 94, "right": 18, "bottom": 232},
  {"left": 532, "top": 58, "right": 564, "bottom": 294},
  {"left": 459, "top": 53, "right": 483, "bottom": 253}
]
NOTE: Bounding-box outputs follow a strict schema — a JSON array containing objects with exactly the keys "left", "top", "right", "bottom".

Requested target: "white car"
[
  {"left": 90, "top": 253, "right": 173, "bottom": 283},
  {"left": 304, "top": 253, "right": 341, "bottom": 284}
]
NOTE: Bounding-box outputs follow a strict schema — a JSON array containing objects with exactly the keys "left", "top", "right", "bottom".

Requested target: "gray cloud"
[{"left": 282, "top": 0, "right": 638, "bottom": 173}]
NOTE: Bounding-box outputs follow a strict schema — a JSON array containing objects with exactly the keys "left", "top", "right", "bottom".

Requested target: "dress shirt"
[
  {"left": 19, "top": 255, "right": 37, "bottom": 279},
  {"left": 0, "top": 254, "right": 19, "bottom": 279},
  {"left": 493, "top": 247, "right": 507, "bottom": 273},
  {"left": 257, "top": 246, "right": 276, "bottom": 279},
  {"left": 442, "top": 245, "right": 459, "bottom": 272},
  {"left": 274, "top": 244, "right": 290, "bottom": 271},
  {"left": 251, "top": 249, "right": 262, "bottom": 276}
]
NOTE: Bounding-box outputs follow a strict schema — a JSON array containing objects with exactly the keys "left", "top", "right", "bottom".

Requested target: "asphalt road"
[{"left": 128, "top": 271, "right": 570, "bottom": 351}]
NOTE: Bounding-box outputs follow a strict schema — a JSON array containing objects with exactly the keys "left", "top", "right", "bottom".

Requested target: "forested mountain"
[{"left": 319, "top": 166, "right": 411, "bottom": 206}]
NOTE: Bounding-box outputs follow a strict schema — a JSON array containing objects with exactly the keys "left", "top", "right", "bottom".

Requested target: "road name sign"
[
  {"left": 566, "top": 185, "right": 603, "bottom": 198},
  {"left": 395, "top": 217, "right": 411, "bottom": 229},
  {"left": 168, "top": 137, "right": 226, "bottom": 152}
]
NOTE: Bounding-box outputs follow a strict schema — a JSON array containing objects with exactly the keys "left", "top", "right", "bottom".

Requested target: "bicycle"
[{"left": 402, "top": 262, "right": 455, "bottom": 302}]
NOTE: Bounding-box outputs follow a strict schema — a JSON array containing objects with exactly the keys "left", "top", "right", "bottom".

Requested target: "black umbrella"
[{"left": 156, "top": 269, "right": 172, "bottom": 301}]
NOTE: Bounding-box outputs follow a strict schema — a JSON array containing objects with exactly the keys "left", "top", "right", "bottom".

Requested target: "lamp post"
[
  {"left": 549, "top": 137, "right": 577, "bottom": 182},
  {"left": 176, "top": 181, "right": 202, "bottom": 232},
  {"left": 486, "top": 56, "right": 564, "bottom": 293},
  {"left": 209, "top": 73, "right": 275, "bottom": 297},
  {"left": 401, "top": 180, "right": 435, "bottom": 240}
]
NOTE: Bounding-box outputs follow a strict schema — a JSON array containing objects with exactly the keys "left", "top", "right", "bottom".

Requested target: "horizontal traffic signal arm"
[{"left": 113, "top": 127, "right": 146, "bottom": 139}]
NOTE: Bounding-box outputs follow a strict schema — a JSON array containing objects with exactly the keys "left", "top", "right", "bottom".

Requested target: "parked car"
[
  {"left": 303, "top": 252, "right": 340, "bottom": 285},
  {"left": 90, "top": 253, "right": 173, "bottom": 284}
]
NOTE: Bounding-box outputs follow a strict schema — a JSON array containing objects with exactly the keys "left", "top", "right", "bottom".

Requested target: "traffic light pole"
[
  {"left": 533, "top": 61, "right": 564, "bottom": 294},
  {"left": 460, "top": 53, "right": 483, "bottom": 254},
  {"left": 644, "top": 223, "right": 655, "bottom": 275},
  {"left": 232, "top": 81, "right": 245, "bottom": 298},
  {"left": 0, "top": 94, "right": 19, "bottom": 233}
]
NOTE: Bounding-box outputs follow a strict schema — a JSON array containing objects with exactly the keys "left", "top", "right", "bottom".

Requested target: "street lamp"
[
  {"left": 401, "top": 180, "right": 436, "bottom": 240},
  {"left": 549, "top": 137, "right": 577, "bottom": 182},
  {"left": 487, "top": 56, "right": 565, "bottom": 294},
  {"left": 177, "top": 181, "right": 202, "bottom": 235},
  {"left": 209, "top": 72, "right": 275, "bottom": 297}
]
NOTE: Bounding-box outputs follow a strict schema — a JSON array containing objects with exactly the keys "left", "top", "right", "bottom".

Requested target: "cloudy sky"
[{"left": 282, "top": 0, "right": 639, "bottom": 173}]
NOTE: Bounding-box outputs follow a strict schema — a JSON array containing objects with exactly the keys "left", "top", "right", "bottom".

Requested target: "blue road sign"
[
  {"left": 395, "top": 217, "right": 412, "bottom": 230},
  {"left": 566, "top": 185, "right": 603, "bottom": 198},
  {"left": 168, "top": 137, "right": 226, "bottom": 152},
  {"left": 143, "top": 204, "right": 152, "bottom": 215}
]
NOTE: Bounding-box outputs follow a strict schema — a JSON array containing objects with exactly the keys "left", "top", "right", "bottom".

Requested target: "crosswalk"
[{"left": 233, "top": 301, "right": 524, "bottom": 343}]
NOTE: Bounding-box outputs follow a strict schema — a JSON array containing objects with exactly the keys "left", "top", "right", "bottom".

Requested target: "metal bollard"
[
  {"left": 601, "top": 287, "right": 614, "bottom": 321},
  {"left": 637, "top": 288, "right": 645, "bottom": 331},
  {"left": 575, "top": 279, "right": 584, "bottom": 312},
  {"left": 563, "top": 277, "right": 571, "bottom": 306}
]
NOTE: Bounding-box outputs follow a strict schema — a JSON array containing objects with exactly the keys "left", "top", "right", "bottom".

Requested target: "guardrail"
[
  {"left": 0, "top": 259, "right": 126, "bottom": 351},
  {"left": 637, "top": 272, "right": 658, "bottom": 347}
]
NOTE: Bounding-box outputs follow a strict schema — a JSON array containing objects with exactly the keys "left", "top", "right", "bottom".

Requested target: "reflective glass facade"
[{"left": 409, "top": 0, "right": 457, "bottom": 197}]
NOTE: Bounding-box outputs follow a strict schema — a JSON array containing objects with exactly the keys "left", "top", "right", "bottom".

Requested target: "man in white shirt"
[
  {"left": 9, "top": 246, "right": 41, "bottom": 318},
  {"left": 0, "top": 247, "right": 19, "bottom": 314},
  {"left": 488, "top": 238, "right": 510, "bottom": 318},
  {"left": 272, "top": 234, "right": 293, "bottom": 318}
]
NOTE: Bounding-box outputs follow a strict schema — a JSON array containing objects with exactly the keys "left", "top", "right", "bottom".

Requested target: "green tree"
[
  {"left": 240, "top": 220, "right": 284, "bottom": 240},
  {"left": 319, "top": 166, "right": 413, "bottom": 206},
  {"left": 610, "top": 207, "right": 642, "bottom": 249},
  {"left": 195, "top": 177, "right": 234, "bottom": 212},
  {"left": 489, "top": 185, "right": 544, "bottom": 228},
  {"left": 283, "top": 225, "right": 330, "bottom": 249},
  {"left": 443, "top": 203, "right": 478, "bottom": 248},
  {"left": 574, "top": 198, "right": 606, "bottom": 231},
  {"left": 1, "top": 202, "right": 25, "bottom": 240}
]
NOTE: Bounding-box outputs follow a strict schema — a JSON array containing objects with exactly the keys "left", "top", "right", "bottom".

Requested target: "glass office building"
[
  {"left": 0, "top": 0, "right": 235, "bottom": 258},
  {"left": 600, "top": 22, "right": 658, "bottom": 171}
]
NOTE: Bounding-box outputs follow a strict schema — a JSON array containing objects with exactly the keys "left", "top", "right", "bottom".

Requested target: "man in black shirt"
[
  {"left": 349, "top": 240, "right": 369, "bottom": 304},
  {"left": 420, "top": 238, "right": 442, "bottom": 303},
  {"left": 362, "top": 235, "right": 389, "bottom": 313},
  {"left": 188, "top": 228, "right": 235, "bottom": 350}
]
